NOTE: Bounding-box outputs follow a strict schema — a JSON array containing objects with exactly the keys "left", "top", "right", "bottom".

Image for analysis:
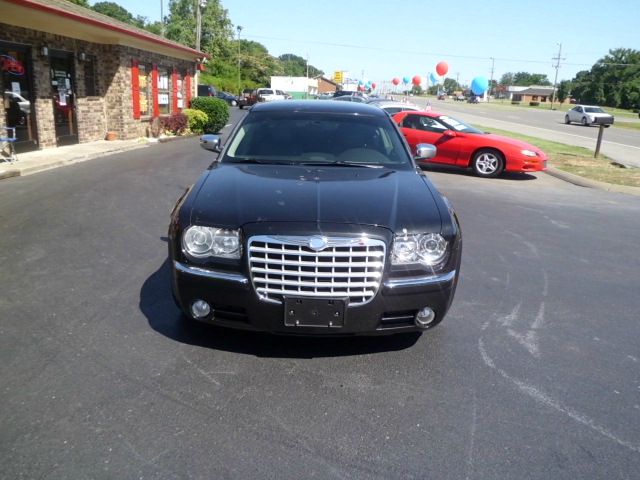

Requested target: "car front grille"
[{"left": 248, "top": 235, "right": 386, "bottom": 306}]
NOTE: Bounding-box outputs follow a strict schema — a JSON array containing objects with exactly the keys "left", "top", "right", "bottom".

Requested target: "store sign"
[{"left": 0, "top": 55, "right": 25, "bottom": 76}]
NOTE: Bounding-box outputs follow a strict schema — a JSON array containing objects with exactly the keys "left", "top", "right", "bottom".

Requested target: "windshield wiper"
[
  {"left": 300, "top": 161, "right": 383, "bottom": 169},
  {"left": 226, "top": 158, "right": 285, "bottom": 165}
]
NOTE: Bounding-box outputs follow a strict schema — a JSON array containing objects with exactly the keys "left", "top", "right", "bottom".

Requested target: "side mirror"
[
  {"left": 415, "top": 143, "right": 437, "bottom": 160},
  {"left": 443, "top": 130, "right": 457, "bottom": 138},
  {"left": 200, "top": 134, "right": 221, "bottom": 152}
]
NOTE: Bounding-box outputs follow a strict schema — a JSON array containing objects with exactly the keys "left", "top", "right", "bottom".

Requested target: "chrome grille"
[{"left": 248, "top": 235, "right": 386, "bottom": 306}]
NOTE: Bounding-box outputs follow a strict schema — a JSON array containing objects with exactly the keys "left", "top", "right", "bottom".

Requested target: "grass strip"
[{"left": 474, "top": 124, "right": 640, "bottom": 187}]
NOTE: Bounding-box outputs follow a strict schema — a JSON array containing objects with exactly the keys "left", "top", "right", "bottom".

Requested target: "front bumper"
[
  {"left": 506, "top": 152, "right": 548, "bottom": 173},
  {"left": 171, "top": 261, "right": 459, "bottom": 335}
]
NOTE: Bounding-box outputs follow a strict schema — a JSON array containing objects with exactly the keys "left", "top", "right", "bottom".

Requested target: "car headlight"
[
  {"left": 182, "top": 226, "right": 241, "bottom": 259},
  {"left": 392, "top": 233, "right": 448, "bottom": 267},
  {"left": 521, "top": 149, "right": 538, "bottom": 157}
]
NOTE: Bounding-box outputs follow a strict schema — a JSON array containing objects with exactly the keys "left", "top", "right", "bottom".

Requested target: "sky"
[{"left": 105, "top": 0, "right": 639, "bottom": 87}]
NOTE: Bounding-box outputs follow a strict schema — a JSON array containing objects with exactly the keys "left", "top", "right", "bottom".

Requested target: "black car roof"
[{"left": 251, "top": 100, "right": 388, "bottom": 117}]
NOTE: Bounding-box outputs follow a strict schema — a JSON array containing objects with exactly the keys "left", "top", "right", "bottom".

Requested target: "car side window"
[
  {"left": 402, "top": 115, "right": 422, "bottom": 130},
  {"left": 419, "top": 117, "right": 448, "bottom": 133}
]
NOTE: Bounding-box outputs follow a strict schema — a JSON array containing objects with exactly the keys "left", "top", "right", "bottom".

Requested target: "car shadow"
[
  {"left": 140, "top": 257, "right": 421, "bottom": 358},
  {"left": 420, "top": 164, "right": 538, "bottom": 181}
]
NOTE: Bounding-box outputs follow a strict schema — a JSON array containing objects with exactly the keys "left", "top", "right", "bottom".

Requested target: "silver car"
[{"left": 565, "top": 105, "right": 614, "bottom": 126}]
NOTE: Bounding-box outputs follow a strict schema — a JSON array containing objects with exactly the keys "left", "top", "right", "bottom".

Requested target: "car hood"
[
  {"left": 190, "top": 163, "right": 443, "bottom": 232},
  {"left": 480, "top": 133, "right": 544, "bottom": 152}
]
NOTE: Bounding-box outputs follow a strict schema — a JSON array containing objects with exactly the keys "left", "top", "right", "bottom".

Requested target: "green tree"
[
  {"left": 511, "top": 72, "right": 551, "bottom": 86},
  {"left": 92, "top": 2, "right": 145, "bottom": 28},
  {"left": 443, "top": 77, "right": 459, "bottom": 93},
  {"left": 165, "top": 0, "right": 233, "bottom": 56},
  {"left": 556, "top": 80, "right": 571, "bottom": 104},
  {"left": 278, "top": 54, "right": 323, "bottom": 77},
  {"left": 68, "top": 0, "right": 89, "bottom": 6},
  {"left": 569, "top": 48, "right": 640, "bottom": 108},
  {"left": 499, "top": 72, "right": 514, "bottom": 86}
]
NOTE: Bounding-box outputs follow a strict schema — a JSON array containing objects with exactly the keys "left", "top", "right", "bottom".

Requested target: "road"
[
  {"left": 1, "top": 110, "right": 639, "bottom": 479},
  {"left": 409, "top": 98, "right": 640, "bottom": 168}
]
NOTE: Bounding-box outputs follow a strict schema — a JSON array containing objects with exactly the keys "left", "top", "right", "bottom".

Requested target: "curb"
[{"left": 545, "top": 167, "right": 640, "bottom": 196}]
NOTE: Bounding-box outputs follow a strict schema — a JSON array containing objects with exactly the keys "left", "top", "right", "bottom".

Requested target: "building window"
[
  {"left": 84, "top": 55, "right": 98, "bottom": 96},
  {"left": 157, "top": 67, "right": 171, "bottom": 115},
  {"left": 138, "top": 64, "right": 151, "bottom": 117},
  {"left": 532, "top": 95, "right": 539, "bottom": 101}
]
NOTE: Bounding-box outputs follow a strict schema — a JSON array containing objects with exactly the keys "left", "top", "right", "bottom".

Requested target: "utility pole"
[
  {"left": 550, "top": 43, "right": 565, "bottom": 110},
  {"left": 236, "top": 25, "right": 242, "bottom": 95},
  {"left": 194, "top": 0, "right": 207, "bottom": 93},
  {"left": 489, "top": 57, "right": 495, "bottom": 101},
  {"left": 160, "top": 0, "right": 164, "bottom": 37}
]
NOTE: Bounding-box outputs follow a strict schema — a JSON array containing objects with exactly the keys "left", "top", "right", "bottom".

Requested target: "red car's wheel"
[{"left": 472, "top": 149, "right": 504, "bottom": 178}]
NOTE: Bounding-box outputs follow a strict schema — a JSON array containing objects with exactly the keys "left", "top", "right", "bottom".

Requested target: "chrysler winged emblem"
[{"left": 308, "top": 236, "right": 328, "bottom": 251}]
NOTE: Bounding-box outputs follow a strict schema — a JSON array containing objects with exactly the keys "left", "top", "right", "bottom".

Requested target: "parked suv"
[{"left": 197, "top": 84, "right": 217, "bottom": 97}]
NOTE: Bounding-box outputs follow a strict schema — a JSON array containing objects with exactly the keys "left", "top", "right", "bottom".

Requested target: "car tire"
[
  {"left": 564, "top": 115, "right": 571, "bottom": 124},
  {"left": 581, "top": 117, "right": 589, "bottom": 126},
  {"left": 239, "top": 104, "right": 243, "bottom": 110},
  {"left": 231, "top": 100, "right": 237, "bottom": 107},
  {"left": 472, "top": 149, "right": 504, "bottom": 178}
]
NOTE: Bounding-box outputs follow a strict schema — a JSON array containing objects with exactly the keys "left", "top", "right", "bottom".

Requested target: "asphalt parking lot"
[{"left": 1, "top": 112, "right": 639, "bottom": 478}]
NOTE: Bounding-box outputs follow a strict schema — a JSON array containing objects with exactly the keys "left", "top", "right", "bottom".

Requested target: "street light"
[{"left": 237, "top": 25, "right": 242, "bottom": 95}]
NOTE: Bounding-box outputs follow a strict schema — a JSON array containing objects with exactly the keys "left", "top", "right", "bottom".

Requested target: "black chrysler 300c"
[{"left": 168, "top": 101, "right": 462, "bottom": 335}]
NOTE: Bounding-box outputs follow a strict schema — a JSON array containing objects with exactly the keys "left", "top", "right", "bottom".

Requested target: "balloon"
[
  {"left": 429, "top": 73, "right": 439, "bottom": 85},
  {"left": 371, "top": 82, "right": 377, "bottom": 89},
  {"left": 392, "top": 78, "right": 400, "bottom": 86},
  {"left": 471, "top": 76, "right": 489, "bottom": 95},
  {"left": 412, "top": 75, "right": 422, "bottom": 86},
  {"left": 402, "top": 76, "right": 410, "bottom": 85},
  {"left": 436, "top": 61, "right": 449, "bottom": 76}
]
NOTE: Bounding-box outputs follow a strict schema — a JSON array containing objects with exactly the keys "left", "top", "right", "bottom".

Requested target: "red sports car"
[{"left": 393, "top": 111, "right": 548, "bottom": 177}]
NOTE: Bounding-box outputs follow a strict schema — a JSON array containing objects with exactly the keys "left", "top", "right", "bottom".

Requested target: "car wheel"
[
  {"left": 231, "top": 100, "right": 237, "bottom": 106},
  {"left": 581, "top": 116, "right": 589, "bottom": 126},
  {"left": 239, "top": 104, "right": 243, "bottom": 110},
  {"left": 564, "top": 115, "right": 570, "bottom": 124},
  {"left": 472, "top": 149, "right": 504, "bottom": 178}
]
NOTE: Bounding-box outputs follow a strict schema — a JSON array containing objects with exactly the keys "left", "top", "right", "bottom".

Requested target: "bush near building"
[
  {"left": 183, "top": 108, "right": 209, "bottom": 134},
  {"left": 190, "top": 97, "right": 229, "bottom": 133}
]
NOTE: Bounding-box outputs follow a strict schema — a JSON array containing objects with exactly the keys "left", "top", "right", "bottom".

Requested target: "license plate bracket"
[{"left": 284, "top": 297, "right": 347, "bottom": 328}]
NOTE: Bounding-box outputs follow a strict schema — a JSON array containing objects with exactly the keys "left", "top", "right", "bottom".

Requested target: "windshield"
[
  {"left": 437, "top": 115, "right": 484, "bottom": 134},
  {"left": 223, "top": 111, "right": 412, "bottom": 168},
  {"left": 584, "top": 106, "right": 605, "bottom": 113}
]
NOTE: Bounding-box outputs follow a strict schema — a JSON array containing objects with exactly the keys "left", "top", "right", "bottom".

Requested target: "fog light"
[
  {"left": 191, "top": 300, "right": 211, "bottom": 319},
  {"left": 415, "top": 307, "right": 435, "bottom": 328}
]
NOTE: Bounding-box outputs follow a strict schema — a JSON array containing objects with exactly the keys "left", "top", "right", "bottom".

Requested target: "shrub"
[
  {"left": 190, "top": 97, "right": 230, "bottom": 133},
  {"left": 183, "top": 108, "right": 209, "bottom": 134},
  {"left": 511, "top": 101, "right": 520, "bottom": 105},
  {"left": 161, "top": 113, "right": 188, "bottom": 135},
  {"left": 529, "top": 101, "right": 540, "bottom": 106}
]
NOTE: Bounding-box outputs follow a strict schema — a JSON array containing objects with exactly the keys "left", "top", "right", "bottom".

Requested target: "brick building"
[{"left": 1, "top": 0, "right": 206, "bottom": 154}]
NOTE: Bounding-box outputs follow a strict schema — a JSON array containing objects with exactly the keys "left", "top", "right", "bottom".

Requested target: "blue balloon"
[
  {"left": 429, "top": 73, "right": 439, "bottom": 84},
  {"left": 402, "top": 76, "right": 410, "bottom": 84},
  {"left": 471, "top": 76, "right": 489, "bottom": 95}
]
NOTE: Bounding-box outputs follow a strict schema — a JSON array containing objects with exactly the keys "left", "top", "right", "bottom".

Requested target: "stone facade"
[{"left": 1, "top": 23, "right": 195, "bottom": 150}]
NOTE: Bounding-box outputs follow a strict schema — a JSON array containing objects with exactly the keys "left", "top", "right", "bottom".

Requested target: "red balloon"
[
  {"left": 371, "top": 82, "right": 377, "bottom": 89},
  {"left": 412, "top": 75, "right": 422, "bottom": 86},
  {"left": 392, "top": 77, "right": 400, "bottom": 86},
  {"left": 436, "top": 61, "right": 449, "bottom": 76}
]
